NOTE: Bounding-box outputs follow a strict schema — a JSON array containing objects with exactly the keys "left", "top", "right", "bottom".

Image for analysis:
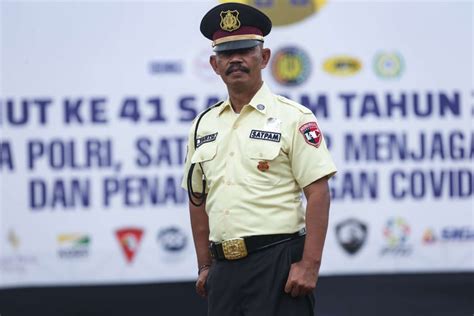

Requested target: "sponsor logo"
[
  {"left": 373, "top": 52, "right": 404, "bottom": 79},
  {"left": 299, "top": 121, "right": 322, "bottom": 147},
  {"left": 0, "top": 230, "right": 38, "bottom": 274},
  {"left": 442, "top": 227, "right": 474, "bottom": 241},
  {"left": 196, "top": 132, "right": 218, "bottom": 148},
  {"left": 157, "top": 226, "right": 188, "bottom": 262},
  {"left": 149, "top": 60, "right": 183, "bottom": 74},
  {"left": 335, "top": 218, "right": 368, "bottom": 255},
  {"left": 249, "top": 129, "right": 281, "bottom": 142},
  {"left": 380, "top": 217, "right": 412, "bottom": 256},
  {"left": 115, "top": 228, "right": 144, "bottom": 264},
  {"left": 157, "top": 227, "right": 187, "bottom": 253},
  {"left": 219, "top": 0, "right": 327, "bottom": 26},
  {"left": 271, "top": 46, "right": 311, "bottom": 86},
  {"left": 323, "top": 56, "right": 362, "bottom": 76},
  {"left": 422, "top": 228, "right": 436, "bottom": 244},
  {"left": 423, "top": 227, "right": 474, "bottom": 244},
  {"left": 57, "top": 234, "right": 90, "bottom": 259}
]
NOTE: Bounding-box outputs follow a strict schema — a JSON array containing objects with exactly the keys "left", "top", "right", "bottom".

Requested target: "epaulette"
[
  {"left": 276, "top": 95, "right": 312, "bottom": 114},
  {"left": 191, "top": 101, "right": 224, "bottom": 124},
  {"left": 210, "top": 100, "right": 224, "bottom": 109}
]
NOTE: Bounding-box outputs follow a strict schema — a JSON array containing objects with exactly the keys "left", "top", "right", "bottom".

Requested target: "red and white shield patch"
[{"left": 299, "top": 122, "right": 322, "bottom": 148}]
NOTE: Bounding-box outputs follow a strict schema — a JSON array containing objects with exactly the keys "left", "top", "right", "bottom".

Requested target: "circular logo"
[
  {"left": 219, "top": 0, "right": 327, "bottom": 26},
  {"left": 383, "top": 217, "right": 410, "bottom": 247},
  {"left": 374, "top": 52, "right": 404, "bottom": 79},
  {"left": 271, "top": 46, "right": 311, "bottom": 86},
  {"left": 157, "top": 227, "right": 187, "bottom": 252},
  {"left": 335, "top": 218, "right": 368, "bottom": 255}
]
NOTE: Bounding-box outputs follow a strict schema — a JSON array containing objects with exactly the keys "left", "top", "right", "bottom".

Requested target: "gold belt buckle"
[{"left": 221, "top": 238, "right": 248, "bottom": 260}]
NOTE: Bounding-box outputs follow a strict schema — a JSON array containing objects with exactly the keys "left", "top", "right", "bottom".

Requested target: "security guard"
[{"left": 182, "top": 3, "right": 337, "bottom": 315}]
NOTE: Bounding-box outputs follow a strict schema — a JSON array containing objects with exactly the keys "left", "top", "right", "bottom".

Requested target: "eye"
[
  {"left": 217, "top": 47, "right": 255, "bottom": 57},
  {"left": 241, "top": 48, "right": 254, "bottom": 54},
  {"left": 217, "top": 50, "right": 234, "bottom": 57}
]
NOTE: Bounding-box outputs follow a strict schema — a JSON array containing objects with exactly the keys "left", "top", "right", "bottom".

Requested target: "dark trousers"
[{"left": 206, "top": 236, "right": 315, "bottom": 316}]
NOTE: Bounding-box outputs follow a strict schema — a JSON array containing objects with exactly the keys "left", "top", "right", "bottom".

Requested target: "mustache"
[{"left": 225, "top": 64, "right": 250, "bottom": 75}]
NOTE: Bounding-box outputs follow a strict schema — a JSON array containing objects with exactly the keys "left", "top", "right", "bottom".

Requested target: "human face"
[{"left": 210, "top": 45, "right": 271, "bottom": 89}]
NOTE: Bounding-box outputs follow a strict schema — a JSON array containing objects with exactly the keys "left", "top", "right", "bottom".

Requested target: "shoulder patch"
[
  {"left": 299, "top": 121, "right": 322, "bottom": 148},
  {"left": 277, "top": 95, "right": 312, "bottom": 114}
]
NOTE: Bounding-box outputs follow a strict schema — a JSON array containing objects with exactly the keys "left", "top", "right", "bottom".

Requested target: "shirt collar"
[{"left": 217, "top": 82, "right": 272, "bottom": 116}]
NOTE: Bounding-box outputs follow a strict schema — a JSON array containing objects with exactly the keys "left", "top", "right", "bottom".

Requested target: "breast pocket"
[
  {"left": 245, "top": 141, "right": 282, "bottom": 186},
  {"left": 191, "top": 142, "right": 218, "bottom": 185},
  {"left": 191, "top": 142, "right": 217, "bottom": 163}
]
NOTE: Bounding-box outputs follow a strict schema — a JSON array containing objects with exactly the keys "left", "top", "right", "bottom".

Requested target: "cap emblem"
[{"left": 220, "top": 10, "right": 241, "bottom": 32}]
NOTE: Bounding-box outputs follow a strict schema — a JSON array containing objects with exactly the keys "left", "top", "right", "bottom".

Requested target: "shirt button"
[
  {"left": 225, "top": 209, "right": 230, "bottom": 215},
  {"left": 233, "top": 124, "right": 239, "bottom": 129},
  {"left": 229, "top": 152, "right": 234, "bottom": 157},
  {"left": 226, "top": 180, "right": 232, "bottom": 185}
]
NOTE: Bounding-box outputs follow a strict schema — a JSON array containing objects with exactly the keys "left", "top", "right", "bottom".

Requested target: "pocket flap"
[
  {"left": 191, "top": 142, "right": 217, "bottom": 163},
  {"left": 246, "top": 141, "right": 281, "bottom": 160}
]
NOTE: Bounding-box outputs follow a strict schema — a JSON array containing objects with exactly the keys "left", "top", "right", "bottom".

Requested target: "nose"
[{"left": 228, "top": 52, "right": 244, "bottom": 63}]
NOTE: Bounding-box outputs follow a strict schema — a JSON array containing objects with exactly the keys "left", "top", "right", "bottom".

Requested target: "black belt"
[{"left": 209, "top": 228, "right": 306, "bottom": 261}]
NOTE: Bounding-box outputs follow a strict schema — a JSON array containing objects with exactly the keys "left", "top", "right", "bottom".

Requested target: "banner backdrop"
[{"left": 0, "top": 0, "right": 473, "bottom": 288}]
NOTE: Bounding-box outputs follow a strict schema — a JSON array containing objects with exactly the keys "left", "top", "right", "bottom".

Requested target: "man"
[{"left": 181, "top": 2, "right": 337, "bottom": 315}]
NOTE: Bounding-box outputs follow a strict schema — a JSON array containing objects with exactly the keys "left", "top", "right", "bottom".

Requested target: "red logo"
[
  {"left": 115, "top": 228, "right": 144, "bottom": 263},
  {"left": 299, "top": 121, "right": 322, "bottom": 147},
  {"left": 257, "top": 161, "right": 269, "bottom": 171}
]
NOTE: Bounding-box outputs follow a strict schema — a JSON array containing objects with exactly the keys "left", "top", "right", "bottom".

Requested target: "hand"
[
  {"left": 195, "top": 268, "right": 210, "bottom": 298},
  {"left": 284, "top": 260, "right": 318, "bottom": 297}
]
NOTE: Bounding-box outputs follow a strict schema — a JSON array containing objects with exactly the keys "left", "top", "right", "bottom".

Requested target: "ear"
[
  {"left": 260, "top": 48, "right": 271, "bottom": 69},
  {"left": 209, "top": 55, "right": 220, "bottom": 75}
]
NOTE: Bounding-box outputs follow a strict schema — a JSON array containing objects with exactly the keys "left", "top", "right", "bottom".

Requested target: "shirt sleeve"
[
  {"left": 290, "top": 112, "right": 337, "bottom": 189},
  {"left": 181, "top": 121, "right": 205, "bottom": 193}
]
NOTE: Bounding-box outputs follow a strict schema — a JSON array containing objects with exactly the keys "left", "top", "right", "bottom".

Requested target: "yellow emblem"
[{"left": 220, "top": 10, "right": 241, "bottom": 32}]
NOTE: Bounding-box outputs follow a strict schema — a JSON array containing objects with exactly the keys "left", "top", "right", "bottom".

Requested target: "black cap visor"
[{"left": 213, "top": 39, "right": 263, "bottom": 52}]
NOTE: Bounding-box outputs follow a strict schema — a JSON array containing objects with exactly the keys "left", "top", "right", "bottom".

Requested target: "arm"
[
  {"left": 189, "top": 196, "right": 213, "bottom": 298},
  {"left": 284, "top": 176, "right": 330, "bottom": 297}
]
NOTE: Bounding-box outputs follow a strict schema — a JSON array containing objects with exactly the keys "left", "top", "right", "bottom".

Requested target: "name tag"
[
  {"left": 249, "top": 129, "right": 281, "bottom": 142},
  {"left": 196, "top": 132, "right": 217, "bottom": 148}
]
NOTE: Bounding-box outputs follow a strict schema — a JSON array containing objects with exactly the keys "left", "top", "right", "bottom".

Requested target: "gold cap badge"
[{"left": 220, "top": 10, "right": 241, "bottom": 32}]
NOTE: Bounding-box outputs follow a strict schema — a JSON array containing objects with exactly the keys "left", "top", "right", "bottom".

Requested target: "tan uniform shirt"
[{"left": 182, "top": 83, "right": 337, "bottom": 242}]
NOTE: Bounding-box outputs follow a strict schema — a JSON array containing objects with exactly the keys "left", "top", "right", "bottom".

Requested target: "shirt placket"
[{"left": 220, "top": 110, "right": 242, "bottom": 240}]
